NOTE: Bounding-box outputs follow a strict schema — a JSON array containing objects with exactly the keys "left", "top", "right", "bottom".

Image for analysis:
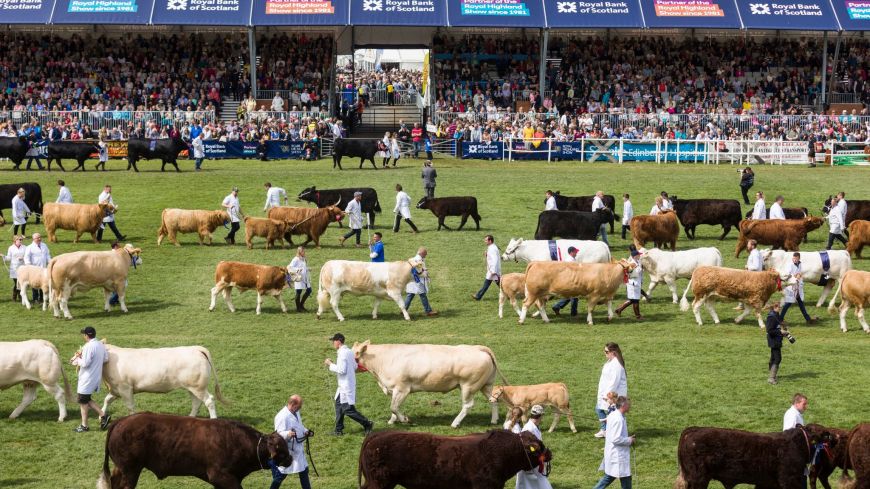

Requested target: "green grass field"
[{"left": 1, "top": 157, "right": 868, "bottom": 489}]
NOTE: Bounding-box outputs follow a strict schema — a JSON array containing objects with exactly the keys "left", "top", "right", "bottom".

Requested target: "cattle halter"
[{"left": 255, "top": 435, "right": 266, "bottom": 470}]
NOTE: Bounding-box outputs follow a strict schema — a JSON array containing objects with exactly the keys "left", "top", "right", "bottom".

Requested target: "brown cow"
[
  {"left": 267, "top": 205, "right": 345, "bottom": 248},
  {"left": 498, "top": 272, "right": 525, "bottom": 319},
  {"left": 489, "top": 383, "right": 576, "bottom": 433},
  {"left": 631, "top": 210, "right": 679, "bottom": 250},
  {"left": 846, "top": 220, "right": 870, "bottom": 258},
  {"left": 208, "top": 260, "right": 299, "bottom": 315},
  {"left": 157, "top": 209, "right": 229, "bottom": 246},
  {"left": 809, "top": 426, "right": 849, "bottom": 489},
  {"left": 735, "top": 217, "right": 824, "bottom": 257},
  {"left": 43, "top": 202, "right": 114, "bottom": 243},
  {"left": 828, "top": 269, "right": 870, "bottom": 333},
  {"left": 96, "top": 412, "right": 291, "bottom": 489},
  {"left": 675, "top": 425, "right": 835, "bottom": 489},
  {"left": 358, "top": 430, "right": 551, "bottom": 489},
  {"left": 680, "top": 266, "right": 794, "bottom": 328},
  {"left": 243, "top": 217, "right": 287, "bottom": 250},
  {"left": 840, "top": 423, "right": 870, "bottom": 489},
  {"left": 520, "top": 260, "right": 636, "bottom": 325}
]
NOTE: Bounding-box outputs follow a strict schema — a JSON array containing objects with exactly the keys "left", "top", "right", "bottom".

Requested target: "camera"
[{"left": 783, "top": 328, "right": 796, "bottom": 344}]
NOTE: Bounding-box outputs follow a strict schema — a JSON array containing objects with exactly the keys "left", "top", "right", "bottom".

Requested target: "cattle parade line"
[{"left": 0, "top": 158, "right": 868, "bottom": 488}]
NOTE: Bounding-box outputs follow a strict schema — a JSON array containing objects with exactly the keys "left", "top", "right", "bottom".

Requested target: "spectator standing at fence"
[
  {"left": 387, "top": 81, "right": 395, "bottom": 106},
  {"left": 271, "top": 93, "right": 284, "bottom": 112},
  {"left": 264, "top": 182, "right": 288, "bottom": 212},
  {"left": 752, "top": 192, "right": 767, "bottom": 220},
  {"left": 422, "top": 161, "right": 436, "bottom": 198},
  {"left": 411, "top": 123, "right": 423, "bottom": 158},
  {"left": 769, "top": 195, "right": 786, "bottom": 220},
  {"left": 592, "top": 191, "right": 610, "bottom": 245},
  {"left": 222, "top": 187, "right": 242, "bottom": 245},
  {"left": 621, "top": 194, "right": 633, "bottom": 240},
  {"left": 190, "top": 121, "right": 203, "bottom": 141},
  {"left": 739, "top": 167, "right": 755, "bottom": 205},
  {"left": 393, "top": 184, "right": 418, "bottom": 233}
]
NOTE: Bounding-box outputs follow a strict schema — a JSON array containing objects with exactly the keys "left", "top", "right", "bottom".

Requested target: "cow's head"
[
  {"left": 488, "top": 385, "right": 506, "bottom": 403},
  {"left": 519, "top": 431, "right": 552, "bottom": 472},
  {"left": 119, "top": 244, "right": 143, "bottom": 267},
  {"left": 415, "top": 197, "right": 432, "bottom": 209},
  {"left": 284, "top": 266, "right": 302, "bottom": 283},
  {"left": 822, "top": 195, "right": 833, "bottom": 215},
  {"left": 325, "top": 205, "right": 346, "bottom": 222},
  {"left": 804, "top": 216, "right": 824, "bottom": 231},
  {"left": 98, "top": 203, "right": 117, "bottom": 215},
  {"left": 351, "top": 340, "right": 371, "bottom": 361},
  {"left": 297, "top": 186, "right": 316, "bottom": 202},
  {"left": 215, "top": 210, "right": 231, "bottom": 228},
  {"left": 407, "top": 258, "right": 424, "bottom": 275},
  {"left": 265, "top": 432, "right": 293, "bottom": 468},
  {"left": 501, "top": 238, "right": 523, "bottom": 262},
  {"left": 759, "top": 248, "right": 774, "bottom": 267}
]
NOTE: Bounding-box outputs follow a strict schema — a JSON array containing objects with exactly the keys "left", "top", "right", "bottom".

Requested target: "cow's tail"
[
  {"left": 59, "top": 359, "right": 73, "bottom": 402},
  {"left": 200, "top": 348, "right": 230, "bottom": 405},
  {"left": 374, "top": 199, "right": 382, "bottom": 213},
  {"left": 827, "top": 276, "right": 844, "bottom": 315},
  {"left": 479, "top": 346, "right": 509, "bottom": 385},
  {"left": 157, "top": 209, "right": 169, "bottom": 243},
  {"left": 96, "top": 422, "right": 115, "bottom": 489},
  {"left": 357, "top": 432, "right": 373, "bottom": 489},
  {"left": 839, "top": 430, "right": 855, "bottom": 489},
  {"left": 673, "top": 432, "right": 688, "bottom": 489},
  {"left": 679, "top": 279, "right": 693, "bottom": 311},
  {"left": 46, "top": 258, "right": 56, "bottom": 311}
]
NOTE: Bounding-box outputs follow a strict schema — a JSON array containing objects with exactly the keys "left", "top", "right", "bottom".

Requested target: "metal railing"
[
  {"left": 0, "top": 110, "right": 216, "bottom": 131},
  {"left": 829, "top": 92, "right": 862, "bottom": 104},
  {"left": 255, "top": 90, "right": 328, "bottom": 110},
  {"left": 336, "top": 89, "right": 421, "bottom": 106},
  {"left": 240, "top": 110, "right": 328, "bottom": 123}
]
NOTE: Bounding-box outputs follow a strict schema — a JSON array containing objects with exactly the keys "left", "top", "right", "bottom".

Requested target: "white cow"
[
  {"left": 351, "top": 341, "right": 507, "bottom": 428},
  {"left": 316, "top": 259, "right": 424, "bottom": 321},
  {"left": 0, "top": 340, "right": 71, "bottom": 421},
  {"left": 761, "top": 249, "right": 852, "bottom": 307},
  {"left": 638, "top": 247, "right": 723, "bottom": 303},
  {"left": 501, "top": 238, "right": 612, "bottom": 263},
  {"left": 15, "top": 265, "right": 50, "bottom": 311},
  {"left": 100, "top": 343, "right": 228, "bottom": 418}
]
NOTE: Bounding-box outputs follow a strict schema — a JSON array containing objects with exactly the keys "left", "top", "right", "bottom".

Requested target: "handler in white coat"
[
  {"left": 264, "top": 182, "right": 288, "bottom": 211},
  {"left": 11, "top": 188, "right": 31, "bottom": 236},
  {"left": 614, "top": 247, "right": 644, "bottom": 320},
  {"left": 593, "top": 397, "right": 635, "bottom": 489},
  {"left": 751, "top": 191, "right": 767, "bottom": 220},
  {"left": 289, "top": 246, "right": 311, "bottom": 312},
  {"left": 56, "top": 180, "right": 73, "bottom": 203},
  {"left": 325, "top": 333, "right": 373, "bottom": 435},
  {"left": 70, "top": 326, "right": 110, "bottom": 433},
  {"left": 779, "top": 252, "right": 817, "bottom": 324},
  {"left": 769, "top": 196, "right": 786, "bottom": 220},
  {"left": 515, "top": 405, "right": 553, "bottom": 489},
  {"left": 3, "top": 234, "right": 26, "bottom": 302},
  {"left": 271, "top": 394, "right": 312, "bottom": 489},
  {"left": 595, "top": 343, "right": 628, "bottom": 438},
  {"left": 544, "top": 190, "right": 558, "bottom": 211},
  {"left": 826, "top": 195, "right": 847, "bottom": 250},
  {"left": 339, "top": 192, "right": 364, "bottom": 247},
  {"left": 621, "top": 194, "right": 633, "bottom": 240},
  {"left": 393, "top": 184, "right": 419, "bottom": 233},
  {"left": 472, "top": 235, "right": 501, "bottom": 300},
  {"left": 592, "top": 190, "right": 609, "bottom": 245},
  {"left": 97, "top": 185, "right": 125, "bottom": 242}
]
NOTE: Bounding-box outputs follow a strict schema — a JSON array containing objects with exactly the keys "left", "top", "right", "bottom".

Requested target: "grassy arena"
[{"left": 1, "top": 158, "right": 868, "bottom": 489}]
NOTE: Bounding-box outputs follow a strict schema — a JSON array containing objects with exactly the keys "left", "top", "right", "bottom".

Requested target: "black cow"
[
  {"left": 127, "top": 137, "right": 189, "bottom": 172},
  {"left": 416, "top": 196, "right": 481, "bottom": 230},
  {"left": 823, "top": 196, "right": 870, "bottom": 228},
  {"left": 551, "top": 192, "right": 619, "bottom": 232},
  {"left": 47, "top": 140, "right": 99, "bottom": 172},
  {"left": 534, "top": 209, "right": 613, "bottom": 240},
  {"left": 298, "top": 186, "right": 382, "bottom": 228},
  {"left": 332, "top": 138, "right": 379, "bottom": 170},
  {"left": 0, "top": 183, "right": 43, "bottom": 223},
  {"left": 0, "top": 136, "right": 28, "bottom": 169},
  {"left": 671, "top": 197, "right": 743, "bottom": 240}
]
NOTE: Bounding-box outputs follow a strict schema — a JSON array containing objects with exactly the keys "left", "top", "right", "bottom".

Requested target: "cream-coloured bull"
[
  {"left": 352, "top": 341, "right": 507, "bottom": 428},
  {"left": 828, "top": 269, "right": 870, "bottom": 333},
  {"left": 47, "top": 244, "right": 143, "bottom": 320},
  {"left": 498, "top": 272, "right": 526, "bottom": 318},
  {"left": 100, "top": 343, "right": 228, "bottom": 418},
  {"left": 489, "top": 383, "right": 576, "bottom": 433},
  {"left": 43, "top": 202, "right": 115, "bottom": 243},
  {"left": 157, "top": 208, "right": 229, "bottom": 246},
  {"left": 316, "top": 259, "right": 424, "bottom": 321},
  {"left": 15, "top": 265, "right": 49, "bottom": 310},
  {"left": 0, "top": 340, "right": 71, "bottom": 421}
]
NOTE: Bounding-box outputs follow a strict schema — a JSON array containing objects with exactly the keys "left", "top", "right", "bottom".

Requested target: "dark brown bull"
[
  {"left": 840, "top": 423, "right": 870, "bottom": 489},
  {"left": 675, "top": 424, "right": 835, "bottom": 489},
  {"left": 358, "top": 430, "right": 551, "bottom": 489},
  {"left": 97, "top": 412, "right": 291, "bottom": 489},
  {"left": 416, "top": 196, "right": 481, "bottom": 231},
  {"left": 670, "top": 197, "right": 742, "bottom": 240},
  {"left": 808, "top": 425, "right": 849, "bottom": 489},
  {"left": 268, "top": 204, "right": 345, "bottom": 248}
]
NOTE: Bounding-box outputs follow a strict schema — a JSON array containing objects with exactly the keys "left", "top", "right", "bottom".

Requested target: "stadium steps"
[
  {"left": 356, "top": 105, "right": 422, "bottom": 135},
  {"left": 220, "top": 98, "right": 241, "bottom": 122}
]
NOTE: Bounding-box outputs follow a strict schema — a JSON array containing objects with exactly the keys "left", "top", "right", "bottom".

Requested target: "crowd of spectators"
[
  {"left": 255, "top": 33, "right": 333, "bottom": 111},
  {"left": 336, "top": 63, "right": 424, "bottom": 106}
]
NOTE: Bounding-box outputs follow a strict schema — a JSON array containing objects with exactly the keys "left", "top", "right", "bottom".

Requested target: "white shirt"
[
  {"left": 98, "top": 141, "right": 108, "bottom": 162},
  {"left": 626, "top": 257, "right": 643, "bottom": 300},
  {"left": 828, "top": 205, "right": 845, "bottom": 235},
  {"left": 516, "top": 420, "right": 553, "bottom": 489},
  {"left": 288, "top": 256, "right": 310, "bottom": 289},
  {"left": 24, "top": 242, "right": 50, "bottom": 268},
  {"left": 394, "top": 191, "right": 412, "bottom": 219},
  {"left": 11, "top": 195, "right": 30, "bottom": 225},
  {"left": 271, "top": 96, "right": 284, "bottom": 112},
  {"left": 405, "top": 254, "right": 429, "bottom": 295},
  {"left": 329, "top": 345, "right": 358, "bottom": 405},
  {"left": 4, "top": 244, "right": 26, "bottom": 279},
  {"left": 783, "top": 261, "right": 805, "bottom": 303},
  {"left": 836, "top": 199, "right": 847, "bottom": 224},
  {"left": 599, "top": 409, "right": 632, "bottom": 478},
  {"left": 596, "top": 358, "right": 628, "bottom": 410},
  {"left": 769, "top": 202, "right": 785, "bottom": 220},
  {"left": 72, "top": 338, "right": 108, "bottom": 395},
  {"left": 661, "top": 198, "right": 673, "bottom": 210},
  {"left": 752, "top": 199, "right": 767, "bottom": 220},
  {"left": 56, "top": 186, "right": 73, "bottom": 204},
  {"left": 264, "top": 187, "right": 287, "bottom": 211},
  {"left": 622, "top": 200, "right": 633, "bottom": 225},
  {"left": 192, "top": 137, "right": 205, "bottom": 158},
  {"left": 345, "top": 199, "right": 363, "bottom": 229},
  {"left": 486, "top": 243, "right": 501, "bottom": 280},
  {"left": 592, "top": 196, "right": 605, "bottom": 212},
  {"left": 98, "top": 191, "right": 115, "bottom": 223},
  {"left": 545, "top": 196, "right": 557, "bottom": 211},
  {"left": 274, "top": 406, "right": 308, "bottom": 474},
  {"left": 746, "top": 249, "right": 763, "bottom": 271},
  {"left": 650, "top": 205, "right": 662, "bottom": 216},
  {"left": 783, "top": 405, "right": 805, "bottom": 431},
  {"left": 222, "top": 194, "right": 241, "bottom": 223}
]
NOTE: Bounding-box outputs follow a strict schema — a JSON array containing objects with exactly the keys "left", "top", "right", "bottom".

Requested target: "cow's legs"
[
  {"left": 104, "top": 288, "right": 113, "bottom": 312},
  {"left": 754, "top": 309, "right": 765, "bottom": 329},
  {"left": 388, "top": 387, "right": 411, "bottom": 424},
  {"left": 645, "top": 281, "right": 659, "bottom": 301},
  {"left": 223, "top": 288, "right": 236, "bottom": 313},
  {"left": 60, "top": 295, "right": 73, "bottom": 320},
  {"left": 438, "top": 216, "right": 451, "bottom": 230},
  {"left": 20, "top": 283, "right": 32, "bottom": 309},
  {"left": 206, "top": 471, "right": 243, "bottom": 489},
  {"left": 564, "top": 407, "right": 577, "bottom": 433},
  {"left": 666, "top": 279, "right": 679, "bottom": 304},
  {"left": 330, "top": 292, "right": 345, "bottom": 321},
  {"left": 44, "top": 382, "right": 67, "bottom": 422},
  {"left": 480, "top": 383, "right": 499, "bottom": 424},
  {"left": 457, "top": 214, "right": 469, "bottom": 230},
  {"left": 586, "top": 300, "right": 596, "bottom": 325},
  {"left": 548, "top": 411, "right": 561, "bottom": 433},
  {"left": 734, "top": 304, "right": 752, "bottom": 324},
  {"left": 817, "top": 280, "right": 835, "bottom": 308},
  {"left": 201, "top": 391, "right": 218, "bottom": 418},
  {"left": 450, "top": 384, "right": 477, "bottom": 428},
  {"left": 857, "top": 305, "right": 869, "bottom": 333},
  {"left": 256, "top": 292, "right": 263, "bottom": 315},
  {"left": 209, "top": 284, "right": 222, "bottom": 311},
  {"left": 537, "top": 299, "right": 550, "bottom": 323},
  {"left": 9, "top": 381, "right": 38, "bottom": 419},
  {"left": 692, "top": 298, "right": 705, "bottom": 325},
  {"left": 111, "top": 466, "right": 143, "bottom": 489},
  {"left": 371, "top": 298, "right": 381, "bottom": 319},
  {"left": 705, "top": 300, "right": 721, "bottom": 324},
  {"left": 719, "top": 225, "right": 732, "bottom": 240},
  {"left": 388, "top": 291, "right": 411, "bottom": 320},
  {"left": 73, "top": 158, "right": 86, "bottom": 171},
  {"left": 117, "top": 283, "right": 128, "bottom": 313},
  {"left": 837, "top": 301, "right": 852, "bottom": 332}
]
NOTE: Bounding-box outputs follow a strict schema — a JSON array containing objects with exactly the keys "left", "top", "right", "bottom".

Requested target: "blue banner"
[
  {"left": 461, "top": 141, "right": 503, "bottom": 159},
  {"left": 250, "top": 0, "right": 348, "bottom": 25},
  {"left": 639, "top": 0, "right": 741, "bottom": 28},
  {"left": 833, "top": 0, "right": 870, "bottom": 30},
  {"left": 737, "top": 0, "right": 840, "bottom": 29},
  {"left": 543, "top": 0, "right": 644, "bottom": 27},
  {"left": 350, "top": 0, "right": 445, "bottom": 25},
  {"left": 151, "top": 0, "right": 252, "bottom": 24},
  {"left": 1, "top": 0, "right": 54, "bottom": 23},
  {"left": 201, "top": 140, "right": 308, "bottom": 159},
  {"left": 447, "top": 0, "right": 547, "bottom": 26},
  {"left": 50, "top": 0, "right": 156, "bottom": 23}
]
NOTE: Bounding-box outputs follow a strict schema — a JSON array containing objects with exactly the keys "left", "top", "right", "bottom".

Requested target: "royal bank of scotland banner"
[
  {"left": 250, "top": 0, "right": 348, "bottom": 25},
  {"left": 151, "top": 0, "right": 252, "bottom": 24},
  {"left": 1, "top": 0, "right": 53, "bottom": 23},
  {"left": 446, "top": 0, "right": 547, "bottom": 27},
  {"left": 350, "top": 0, "right": 446, "bottom": 25},
  {"left": 50, "top": 0, "right": 156, "bottom": 23},
  {"left": 461, "top": 141, "right": 503, "bottom": 159},
  {"left": 639, "top": 0, "right": 742, "bottom": 28},
  {"left": 543, "top": 0, "right": 644, "bottom": 27},
  {"left": 737, "top": 0, "right": 840, "bottom": 30}
]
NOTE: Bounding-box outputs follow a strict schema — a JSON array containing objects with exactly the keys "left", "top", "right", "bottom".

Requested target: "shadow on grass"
[
  {"left": 777, "top": 371, "right": 819, "bottom": 381},
  {"left": 0, "top": 479, "right": 41, "bottom": 487},
  {"left": 73, "top": 299, "right": 182, "bottom": 318},
  {"left": 7, "top": 409, "right": 68, "bottom": 422}
]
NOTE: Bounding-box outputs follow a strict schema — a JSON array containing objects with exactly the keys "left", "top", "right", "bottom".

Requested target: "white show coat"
[
  {"left": 545, "top": 196, "right": 557, "bottom": 211},
  {"left": 405, "top": 254, "right": 429, "bottom": 295},
  {"left": 222, "top": 194, "right": 241, "bottom": 223},
  {"left": 592, "top": 196, "right": 605, "bottom": 212},
  {"left": 56, "top": 186, "right": 73, "bottom": 204},
  {"left": 4, "top": 244, "right": 26, "bottom": 279},
  {"left": 836, "top": 199, "right": 847, "bottom": 225},
  {"left": 98, "top": 141, "right": 108, "bottom": 163},
  {"left": 783, "top": 261, "right": 805, "bottom": 303},
  {"left": 394, "top": 191, "right": 412, "bottom": 219},
  {"left": 11, "top": 195, "right": 31, "bottom": 225},
  {"left": 329, "top": 345, "right": 358, "bottom": 405},
  {"left": 98, "top": 191, "right": 115, "bottom": 223},
  {"left": 622, "top": 201, "right": 633, "bottom": 225},
  {"left": 746, "top": 249, "right": 763, "bottom": 271},
  {"left": 24, "top": 242, "right": 50, "bottom": 268},
  {"left": 599, "top": 409, "right": 632, "bottom": 478},
  {"left": 264, "top": 187, "right": 287, "bottom": 211},
  {"left": 752, "top": 199, "right": 767, "bottom": 220},
  {"left": 769, "top": 202, "right": 786, "bottom": 220},
  {"left": 274, "top": 406, "right": 309, "bottom": 474},
  {"left": 486, "top": 243, "right": 501, "bottom": 280},
  {"left": 783, "top": 405, "right": 805, "bottom": 431},
  {"left": 192, "top": 137, "right": 205, "bottom": 158},
  {"left": 380, "top": 136, "right": 390, "bottom": 158},
  {"left": 649, "top": 205, "right": 661, "bottom": 216},
  {"left": 391, "top": 138, "right": 401, "bottom": 159},
  {"left": 661, "top": 198, "right": 673, "bottom": 210},
  {"left": 626, "top": 257, "right": 643, "bottom": 300},
  {"left": 288, "top": 256, "right": 311, "bottom": 289},
  {"left": 596, "top": 358, "right": 627, "bottom": 411},
  {"left": 345, "top": 199, "right": 363, "bottom": 229},
  {"left": 828, "top": 207, "right": 845, "bottom": 235},
  {"left": 515, "top": 420, "right": 553, "bottom": 489},
  {"left": 72, "top": 338, "right": 108, "bottom": 395}
]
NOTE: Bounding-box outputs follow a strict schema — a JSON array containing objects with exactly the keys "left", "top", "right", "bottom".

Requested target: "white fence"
[
  {"left": 242, "top": 110, "right": 327, "bottom": 123},
  {"left": 337, "top": 89, "right": 421, "bottom": 106},
  {"left": 0, "top": 110, "right": 216, "bottom": 131}
]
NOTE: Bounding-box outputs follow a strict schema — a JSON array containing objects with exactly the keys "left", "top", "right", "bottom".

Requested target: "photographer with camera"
[{"left": 766, "top": 302, "right": 795, "bottom": 385}]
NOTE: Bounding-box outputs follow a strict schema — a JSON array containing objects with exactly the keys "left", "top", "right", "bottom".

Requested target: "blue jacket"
[{"left": 370, "top": 241, "right": 384, "bottom": 262}]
